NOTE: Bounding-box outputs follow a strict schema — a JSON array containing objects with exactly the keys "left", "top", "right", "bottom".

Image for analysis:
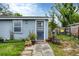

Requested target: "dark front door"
[
  {"left": 37, "top": 21, "right": 44, "bottom": 40},
  {"left": 37, "top": 31, "right": 44, "bottom": 40}
]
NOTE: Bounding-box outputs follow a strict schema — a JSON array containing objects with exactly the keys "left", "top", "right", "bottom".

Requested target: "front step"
[{"left": 35, "top": 40, "right": 46, "bottom": 44}]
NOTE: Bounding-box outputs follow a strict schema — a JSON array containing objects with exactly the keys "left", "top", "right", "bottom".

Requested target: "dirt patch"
[
  {"left": 58, "top": 41, "right": 72, "bottom": 48},
  {"left": 60, "top": 41, "right": 79, "bottom": 56}
]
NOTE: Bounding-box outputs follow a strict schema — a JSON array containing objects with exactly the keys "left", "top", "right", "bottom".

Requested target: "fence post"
[
  {"left": 64, "top": 27, "right": 66, "bottom": 35},
  {"left": 70, "top": 27, "right": 71, "bottom": 36}
]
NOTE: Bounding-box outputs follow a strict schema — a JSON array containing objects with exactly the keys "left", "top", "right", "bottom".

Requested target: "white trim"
[
  {"left": 13, "top": 20, "right": 14, "bottom": 33},
  {"left": 47, "top": 20, "right": 48, "bottom": 40},
  {"left": 35, "top": 20, "right": 37, "bottom": 41},
  {"left": 44, "top": 20, "right": 45, "bottom": 40},
  {"left": 36, "top": 20, "right": 45, "bottom": 41}
]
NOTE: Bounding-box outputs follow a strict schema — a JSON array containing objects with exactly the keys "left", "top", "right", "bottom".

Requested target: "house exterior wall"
[
  {"left": 14, "top": 20, "right": 35, "bottom": 39},
  {"left": 0, "top": 19, "right": 48, "bottom": 40},
  {"left": 0, "top": 21, "right": 12, "bottom": 40}
]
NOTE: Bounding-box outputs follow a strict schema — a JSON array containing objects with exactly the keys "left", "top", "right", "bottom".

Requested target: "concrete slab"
[
  {"left": 21, "top": 42, "right": 54, "bottom": 56},
  {"left": 32, "top": 42, "right": 54, "bottom": 56},
  {"left": 21, "top": 50, "right": 32, "bottom": 56}
]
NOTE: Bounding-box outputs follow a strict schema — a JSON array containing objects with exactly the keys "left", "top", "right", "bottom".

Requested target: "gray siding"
[
  {"left": 0, "top": 21, "right": 12, "bottom": 39},
  {"left": 14, "top": 20, "right": 35, "bottom": 39},
  {"left": 0, "top": 20, "right": 48, "bottom": 40}
]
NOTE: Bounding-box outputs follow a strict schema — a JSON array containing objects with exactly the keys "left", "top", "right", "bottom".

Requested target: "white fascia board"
[{"left": 0, "top": 17, "right": 50, "bottom": 20}]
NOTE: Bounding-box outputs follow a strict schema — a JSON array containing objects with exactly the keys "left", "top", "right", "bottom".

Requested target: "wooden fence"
[{"left": 54, "top": 24, "right": 79, "bottom": 39}]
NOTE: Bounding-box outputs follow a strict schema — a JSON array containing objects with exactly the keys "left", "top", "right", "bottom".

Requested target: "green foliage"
[
  {"left": 0, "top": 40, "right": 25, "bottom": 56},
  {"left": 28, "top": 32, "right": 36, "bottom": 40},
  {"left": 48, "top": 32, "right": 53, "bottom": 39},
  {"left": 0, "top": 37, "right": 4, "bottom": 43},
  {"left": 49, "top": 35, "right": 79, "bottom": 56},
  {"left": 0, "top": 4, "right": 9, "bottom": 11},
  {"left": 0, "top": 3, "right": 13, "bottom": 16},
  {"left": 60, "top": 3, "right": 76, "bottom": 24},
  {"left": 0, "top": 37, "right": 3, "bottom": 40},
  {"left": 5, "top": 39, "right": 24, "bottom": 43},
  {"left": 49, "top": 11, "right": 58, "bottom": 30},
  {"left": 60, "top": 18, "right": 68, "bottom": 27},
  {"left": 72, "top": 13, "right": 79, "bottom": 23},
  {"left": 52, "top": 3, "right": 79, "bottom": 27},
  {"left": 56, "top": 35, "right": 79, "bottom": 44},
  {"left": 49, "top": 42, "right": 65, "bottom": 56},
  {"left": 14, "top": 13, "right": 22, "bottom": 16},
  {"left": 10, "top": 31, "right": 14, "bottom": 40},
  {"left": 0, "top": 3, "right": 22, "bottom": 16},
  {"left": 49, "top": 21, "right": 57, "bottom": 30}
]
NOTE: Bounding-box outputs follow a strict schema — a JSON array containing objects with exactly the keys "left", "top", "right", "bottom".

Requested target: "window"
[
  {"left": 37, "top": 21, "right": 44, "bottom": 31},
  {"left": 37, "top": 21, "right": 44, "bottom": 27},
  {"left": 13, "top": 20, "right": 22, "bottom": 33}
]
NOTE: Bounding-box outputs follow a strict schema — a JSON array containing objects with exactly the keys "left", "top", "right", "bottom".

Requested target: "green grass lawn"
[
  {"left": 0, "top": 40, "right": 25, "bottom": 56},
  {"left": 56, "top": 35, "right": 79, "bottom": 44},
  {"left": 49, "top": 35, "right": 79, "bottom": 56}
]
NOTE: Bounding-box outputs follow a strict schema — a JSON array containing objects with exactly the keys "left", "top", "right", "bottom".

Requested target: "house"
[{"left": 0, "top": 16, "right": 49, "bottom": 41}]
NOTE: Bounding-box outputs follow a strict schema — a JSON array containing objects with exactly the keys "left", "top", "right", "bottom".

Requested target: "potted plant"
[
  {"left": 29, "top": 32, "right": 36, "bottom": 45},
  {"left": 0, "top": 37, "right": 4, "bottom": 43}
]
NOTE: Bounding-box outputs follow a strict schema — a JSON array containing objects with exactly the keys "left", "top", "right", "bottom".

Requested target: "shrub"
[
  {"left": 28, "top": 32, "right": 37, "bottom": 45},
  {"left": 47, "top": 32, "right": 53, "bottom": 42},
  {"left": 5, "top": 39, "right": 24, "bottom": 43},
  {"left": 10, "top": 31, "right": 14, "bottom": 40},
  {"left": 51, "top": 38, "right": 61, "bottom": 45},
  {"left": 28, "top": 32, "right": 36, "bottom": 41},
  {"left": 0, "top": 37, "right": 4, "bottom": 43},
  {"left": 48, "top": 32, "right": 53, "bottom": 39},
  {"left": 21, "top": 38, "right": 28, "bottom": 42}
]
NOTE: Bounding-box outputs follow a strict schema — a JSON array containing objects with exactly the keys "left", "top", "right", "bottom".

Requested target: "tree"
[
  {"left": 49, "top": 11, "right": 57, "bottom": 30},
  {"left": 71, "top": 13, "right": 79, "bottom": 23},
  {"left": 51, "top": 3, "right": 79, "bottom": 27},
  {"left": 0, "top": 3, "right": 22, "bottom": 16},
  {"left": 0, "top": 3, "right": 9, "bottom": 11},
  {"left": 0, "top": 3, "right": 13, "bottom": 16},
  {"left": 49, "top": 21, "right": 57, "bottom": 30},
  {"left": 14, "top": 13, "right": 22, "bottom": 16}
]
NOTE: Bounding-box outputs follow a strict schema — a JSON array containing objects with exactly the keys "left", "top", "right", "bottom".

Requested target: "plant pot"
[{"left": 32, "top": 40, "right": 35, "bottom": 45}]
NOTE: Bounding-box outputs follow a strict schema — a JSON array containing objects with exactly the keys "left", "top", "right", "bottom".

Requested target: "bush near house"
[
  {"left": 47, "top": 32, "right": 61, "bottom": 44},
  {"left": 0, "top": 39, "right": 25, "bottom": 56},
  {"left": 0, "top": 37, "right": 4, "bottom": 43},
  {"left": 24, "top": 32, "right": 36, "bottom": 46},
  {"left": 28, "top": 32, "right": 36, "bottom": 45},
  {"left": 49, "top": 35, "right": 79, "bottom": 56}
]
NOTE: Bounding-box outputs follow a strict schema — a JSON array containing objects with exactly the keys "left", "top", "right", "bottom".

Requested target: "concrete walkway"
[{"left": 21, "top": 42, "right": 54, "bottom": 56}]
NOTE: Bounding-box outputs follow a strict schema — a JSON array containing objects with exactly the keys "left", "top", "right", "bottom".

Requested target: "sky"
[
  {"left": 7, "top": 3, "right": 61, "bottom": 26},
  {"left": 8, "top": 3, "right": 52, "bottom": 16}
]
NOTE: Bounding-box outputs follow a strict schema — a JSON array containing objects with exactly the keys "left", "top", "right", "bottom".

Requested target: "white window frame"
[{"left": 13, "top": 20, "right": 22, "bottom": 33}]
